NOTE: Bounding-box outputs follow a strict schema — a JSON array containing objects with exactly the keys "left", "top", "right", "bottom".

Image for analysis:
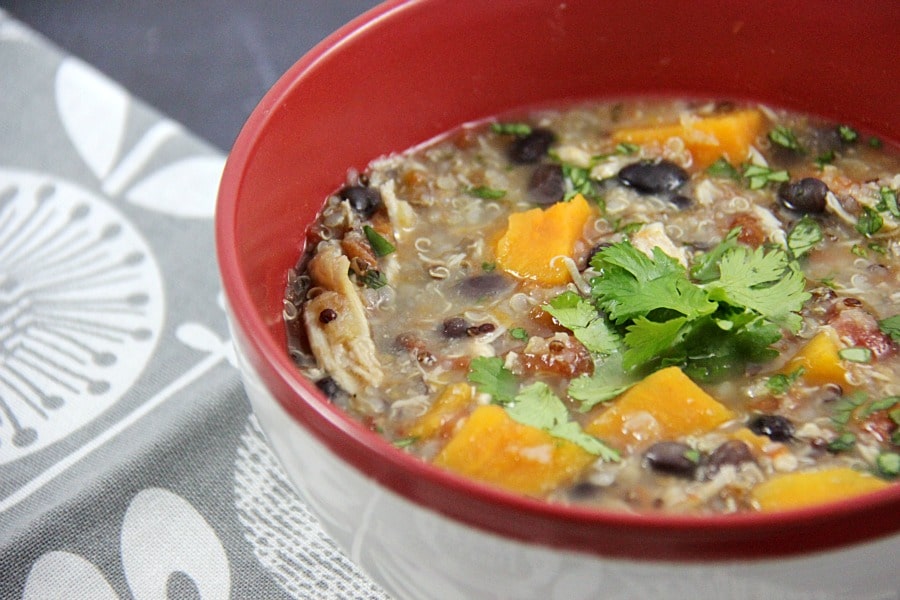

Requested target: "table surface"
[
  {"left": 0, "top": 0, "right": 382, "bottom": 152},
  {"left": 0, "top": 3, "right": 392, "bottom": 599}
]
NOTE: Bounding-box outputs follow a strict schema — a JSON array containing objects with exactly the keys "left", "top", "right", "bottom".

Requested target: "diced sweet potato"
[
  {"left": 406, "top": 382, "right": 473, "bottom": 440},
  {"left": 612, "top": 109, "right": 764, "bottom": 169},
  {"left": 752, "top": 467, "right": 890, "bottom": 511},
  {"left": 585, "top": 366, "right": 734, "bottom": 451},
  {"left": 494, "top": 193, "right": 594, "bottom": 286},
  {"left": 433, "top": 405, "right": 595, "bottom": 496},
  {"left": 781, "top": 329, "right": 847, "bottom": 387}
]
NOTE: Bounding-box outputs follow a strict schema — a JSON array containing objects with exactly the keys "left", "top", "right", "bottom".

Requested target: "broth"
[{"left": 284, "top": 99, "right": 899, "bottom": 514}]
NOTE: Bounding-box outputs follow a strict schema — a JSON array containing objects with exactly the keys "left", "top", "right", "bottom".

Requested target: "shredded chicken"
[
  {"left": 379, "top": 179, "right": 417, "bottom": 240},
  {"left": 631, "top": 222, "right": 689, "bottom": 267},
  {"left": 303, "top": 244, "right": 384, "bottom": 395},
  {"left": 750, "top": 204, "right": 786, "bottom": 247}
]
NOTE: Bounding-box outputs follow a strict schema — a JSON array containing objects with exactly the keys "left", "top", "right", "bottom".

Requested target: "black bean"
[
  {"left": 668, "top": 194, "right": 693, "bottom": 210},
  {"left": 441, "top": 317, "right": 469, "bottom": 338},
  {"left": 585, "top": 242, "right": 612, "bottom": 270},
  {"left": 617, "top": 159, "right": 689, "bottom": 194},
  {"left": 748, "top": 414, "right": 794, "bottom": 442},
  {"left": 705, "top": 440, "right": 754, "bottom": 476},
  {"left": 643, "top": 441, "right": 699, "bottom": 478},
  {"left": 318, "top": 308, "right": 338, "bottom": 324},
  {"left": 339, "top": 185, "right": 382, "bottom": 218},
  {"left": 508, "top": 128, "right": 556, "bottom": 164},
  {"left": 315, "top": 376, "right": 341, "bottom": 400},
  {"left": 777, "top": 178, "right": 828, "bottom": 214},
  {"left": 567, "top": 481, "right": 602, "bottom": 500},
  {"left": 528, "top": 163, "right": 565, "bottom": 205},
  {"left": 455, "top": 273, "right": 514, "bottom": 299},
  {"left": 466, "top": 323, "right": 496, "bottom": 336}
]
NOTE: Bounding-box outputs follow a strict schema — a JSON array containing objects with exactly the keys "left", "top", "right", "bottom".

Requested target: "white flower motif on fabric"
[
  {"left": 22, "top": 488, "right": 230, "bottom": 600},
  {"left": 233, "top": 415, "right": 389, "bottom": 600},
  {"left": 55, "top": 58, "right": 224, "bottom": 218},
  {"left": 0, "top": 169, "right": 163, "bottom": 464}
]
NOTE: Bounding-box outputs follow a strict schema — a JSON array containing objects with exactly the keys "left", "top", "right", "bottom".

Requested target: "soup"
[{"left": 284, "top": 99, "right": 899, "bottom": 514}]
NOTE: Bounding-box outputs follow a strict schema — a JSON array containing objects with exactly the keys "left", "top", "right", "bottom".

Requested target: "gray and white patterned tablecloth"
[{"left": 0, "top": 11, "right": 388, "bottom": 599}]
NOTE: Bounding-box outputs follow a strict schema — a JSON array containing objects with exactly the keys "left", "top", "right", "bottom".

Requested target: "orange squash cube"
[
  {"left": 781, "top": 329, "right": 847, "bottom": 387},
  {"left": 433, "top": 405, "right": 596, "bottom": 496},
  {"left": 612, "top": 109, "right": 764, "bottom": 169},
  {"left": 406, "top": 382, "right": 474, "bottom": 440},
  {"left": 752, "top": 467, "right": 890, "bottom": 511},
  {"left": 494, "top": 193, "right": 595, "bottom": 286},
  {"left": 585, "top": 366, "right": 735, "bottom": 451}
]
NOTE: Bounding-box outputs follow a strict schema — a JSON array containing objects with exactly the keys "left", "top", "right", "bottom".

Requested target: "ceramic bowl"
[{"left": 216, "top": 1, "right": 900, "bottom": 598}]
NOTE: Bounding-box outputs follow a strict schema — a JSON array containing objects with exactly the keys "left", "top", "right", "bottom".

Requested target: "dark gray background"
[{"left": 0, "top": 1, "right": 383, "bottom": 152}]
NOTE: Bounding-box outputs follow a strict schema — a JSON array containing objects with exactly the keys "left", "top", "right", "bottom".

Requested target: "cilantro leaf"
[
  {"left": 568, "top": 353, "right": 633, "bottom": 411},
  {"left": 363, "top": 225, "right": 396, "bottom": 257},
  {"left": 767, "top": 367, "right": 805, "bottom": 395},
  {"left": 691, "top": 227, "right": 741, "bottom": 282},
  {"left": 786, "top": 216, "right": 823, "bottom": 259},
  {"left": 561, "top": 163, "right": 599, "bottom": 202},
  {"left": 879, "top": 315, "right": 900, "bottom": 343},
  {"left": 543, "top": 291, "right": 620, "bottom": 354},
  {"left": 543, "top": 290, "right": 596, "bottom": 328},
  {"left": 815, "top": 150, "right": 835, "bottom": 169},
  {"left": 591, "top": 243, "right": 717, "bottom": 323},
  {"left": 827, "top": 432, "right": 856, "bottom": 453},
  {"left": 506, "top": 382, "right": 620, "bottom": 460},
  {"left": 837, "top": 125, "right": 858, "bottom": 143},
  {"left": 491, "top": 122, "right": 532, "bottom": 137},
  {"left": 465, "top": 185, "right": 506, "bottom": 200},
  {"left": 876, "top": 452, "right": 900, "bottom": 479},
  {"left": 505, "top": 382, "right": 568, "bottom": 426},
  {"left": 706, "top": 157, "right": 741, "bottom": 180},
  {"left": 879, "top": 186, "right": 900, "bottom": 219},
  {"left": 568, "top": 376, "right": 629, "bottom": 410},
  {"left": 839, "top": 347, "right": 873, "bottom": 364},
  {"left": 621, "top": 316, "right": 687, "bottom": 371},
  {"left": 768, "top": 126, "right": 802, "bottom": 152},
  {"left": 510, "top": 327, "right": 529, "bottom": 340},
  {"left": 360, "top": 269, "right": 388, "bottom": 289},
  {"left": 856, "top": 206, "right": 883, "bottom": 236},
  {"left": 676, "top": 315, "right": 781, "bottom": 381},
  {"left": 467, "top": 356, "right": 517, "bottom": 405},
  {"left": 743, "top": 164, "right": 790, "bottom": 189},
  {"left": 572, "top": 318, "right": 621, "bottom": 356},
  {"left": 704, "top": 245, "right": 809, "bottom": 331}
]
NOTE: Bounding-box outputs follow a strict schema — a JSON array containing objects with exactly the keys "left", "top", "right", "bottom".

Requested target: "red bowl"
[{"left": 217, "top": 1, "right": 900, "bottom": 597}]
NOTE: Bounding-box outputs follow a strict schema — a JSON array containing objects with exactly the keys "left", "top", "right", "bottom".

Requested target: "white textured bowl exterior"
[{"left": 228, "top": 309, "right": 900, "bottom": 600}]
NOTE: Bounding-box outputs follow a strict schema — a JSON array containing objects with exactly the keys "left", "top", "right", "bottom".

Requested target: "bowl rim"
[{"left": 216, "top": 0, "right": 900, "bottom": 562}]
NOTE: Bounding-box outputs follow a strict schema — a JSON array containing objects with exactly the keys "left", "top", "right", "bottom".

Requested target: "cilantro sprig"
[
  {"left": 546, "top": 231, "right": 811, "bottom": 381},
  {"left": 506, "top": 382, "right": 620, "bottom": 461},
  {"left": 466, "top": 357, "right": 620, "bottom": 459}
]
